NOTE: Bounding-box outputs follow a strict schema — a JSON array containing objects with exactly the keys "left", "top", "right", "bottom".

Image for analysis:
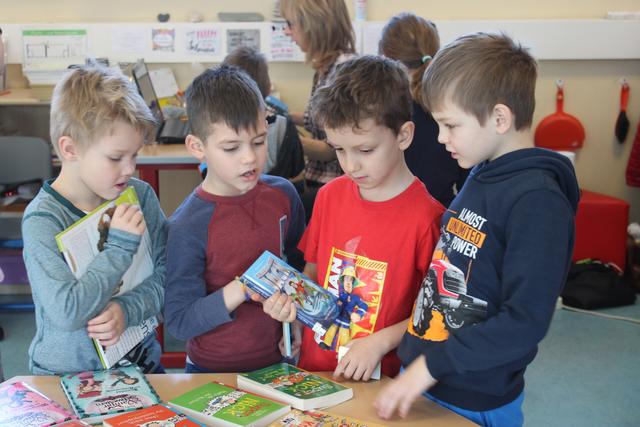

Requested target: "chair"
[{"left": 0, "top": 137, "right": 53, "bottom": 338}]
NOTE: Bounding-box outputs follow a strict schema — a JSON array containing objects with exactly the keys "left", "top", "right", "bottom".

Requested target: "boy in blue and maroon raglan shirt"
[{"left": 164, "top": 65, "right": 305, "bottom": 373}]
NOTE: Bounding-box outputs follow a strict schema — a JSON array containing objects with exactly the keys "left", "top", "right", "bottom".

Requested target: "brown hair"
[
  {"left": 185, "top": 65, "right": 265, "bottom": 141},
  {"left": 379, "top": 12, "right": 440, "bottom": 108},
  {"left": 280, "top": 0, "right": 355, "bottom": 73},
  {"left": 50, "top": 65, "right": 156, "bottom": 156},
  {"left": 223, "top": 46, "right": 271, "bottom": 98},
  {"left": 422, "top": 32, "right": 537, "bottom": 130},
  {"left": 310, "top": 55, "right": 412, "bottom": 135}
]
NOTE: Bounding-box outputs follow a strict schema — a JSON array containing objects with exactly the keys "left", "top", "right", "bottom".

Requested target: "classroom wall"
[{"left": 3, "top": 0, "right": 640, "bottom": 221}]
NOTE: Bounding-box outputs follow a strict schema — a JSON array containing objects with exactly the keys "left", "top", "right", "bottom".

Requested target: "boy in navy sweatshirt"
[{"left": 375, "top": 33, "right": 580, "bottom": 426}]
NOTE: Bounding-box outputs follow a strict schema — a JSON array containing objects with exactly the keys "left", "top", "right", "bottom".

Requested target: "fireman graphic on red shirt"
[{"left": 319, "top": 265, "right": 368, "bottom": 351}]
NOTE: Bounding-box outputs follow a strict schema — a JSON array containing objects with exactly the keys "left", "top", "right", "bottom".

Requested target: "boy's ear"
[
  {"left": 492, "top": 104, "right": 513, "bottom": 134},
  {"left": 185, "top": 134, "right": 206, "bottom": 161},
  {"left": 397, "top": 121, "right": 415, "bottom": 151},
  {"left": 57, "top": 136, "right": 81, "bottom": 161}
]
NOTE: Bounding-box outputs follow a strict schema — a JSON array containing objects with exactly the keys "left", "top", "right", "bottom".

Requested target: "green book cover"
[
  {"left": 239, "top": 364, "right": 347, "bottom": 400},
  {"left": 169, "top": 382, "right": 289, "bottom": 426}
]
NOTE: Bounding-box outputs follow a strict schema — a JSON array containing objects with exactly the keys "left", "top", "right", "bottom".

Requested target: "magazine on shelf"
[
  {"left": 239, "top": 251, "right": 339, "bottom": 336},
  {"left": 55, "top": 186, "right": 159, "bottom": 368}
]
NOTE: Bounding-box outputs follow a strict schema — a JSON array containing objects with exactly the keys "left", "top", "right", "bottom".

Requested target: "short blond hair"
[
  {"left": 280, "top": 0, "right": 355, "bottom": 73},
  {"left": 50, "top": 65, "right": 157, "bottom": 156}
]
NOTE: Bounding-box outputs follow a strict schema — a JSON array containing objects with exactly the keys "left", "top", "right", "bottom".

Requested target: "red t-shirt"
[{"left": 298, "top": 176, "right": 443, "bottom": 376}]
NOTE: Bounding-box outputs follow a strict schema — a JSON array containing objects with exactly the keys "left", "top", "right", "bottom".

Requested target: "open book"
[{"left": 55, "top": 186, "right": 159, "bottom": 369}]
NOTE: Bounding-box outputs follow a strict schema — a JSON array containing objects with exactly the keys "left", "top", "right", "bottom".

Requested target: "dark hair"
[
  {"left": 379, "top": 13, "right": 439, "bottom": 109},
  {"left": 185, "top": 65, "right": 265, "bottom": 141},
  {"left": 310, "top": 55, "right": 412, "bottom": 135},
  {"left": 223, "top": 46, "right": 271, "bottom": 98},
  {"left": 422, "top": 32, "right": 537, "bottom": 130}
]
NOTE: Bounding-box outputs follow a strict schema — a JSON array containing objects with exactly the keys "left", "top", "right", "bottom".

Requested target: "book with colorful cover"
[
  {"left": 239, "top": 251, "right": 339, "bottom": 336},
  {"left": 168, "top": 381, "right": 291, "bottom": 427},
  {"left": 236, "top": 364, "right": 352, "bottom": 410},
  {"left": 0, "top": 381, "right": 78, "bottom": 427},
  {"left": 268, "top": 409, "right": 385, "bottom": 427},
  {"left": 104, "top": 404, "right": 207, "bottom": 427},
  {"left": 55, "top": 421, "right": 92, "bottom": 426},
  {"left": 60, "top": 365, "right": 161, "bottom": 425},
  {"left": 55, "top": 186, "right": 159, "bottom": 369}
]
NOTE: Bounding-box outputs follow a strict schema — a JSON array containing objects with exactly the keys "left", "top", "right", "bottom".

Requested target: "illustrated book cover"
[
  {"left": 239, "top": 251, "right": 339, "bottom": 336},
  {"left": 104, "top": 403, "right": 207, "bottom": 427},
  {"left": 236, "top": 363, "right": 352, "bottom": 410},
  {"left": 55, "top": 186, "right": 159, "bottom": 368},
  {"left": 0, "top": 381, "right": 78, "bottom": 427},
  {"left": 60, "top": 365, "right": 161, "bottom": 425},
  {"left": 168, "top": 381, "right": 291, "bottom": 427},
  {"left": 268, "top": 409, "right": 385, "bottom": 427}
]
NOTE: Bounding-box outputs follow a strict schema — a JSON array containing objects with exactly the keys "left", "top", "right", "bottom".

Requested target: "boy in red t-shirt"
[{"left": 264, "top": 56, "right": 444, "bottom": 380}]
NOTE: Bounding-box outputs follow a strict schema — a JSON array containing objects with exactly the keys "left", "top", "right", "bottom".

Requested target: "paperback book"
[
  {"left": 55, "top": 421, "right": 91, "bottom": 426},
  {"left": 55, "top": 186, "right": 159, "bottom": 369},
  {"left": 168, "top": 381, "right": 291, "bottom": 427},
  {"left": 236, "top": 363, "right": 352, "bottom": 410},
  {"left": 60, "top": 365, "right": 161, "bottom": 425},
  {"left": 0, "top": 381, "right": 78, "bottom": 427},
  {"left": 268, "top": 409, "right": 385, "bottom": 427},
  {"left": 104, "top": 404, "right": 207, "bottom": 427},
  {"left": 239, "top": 251, "right": 339, "bottom": 336}
]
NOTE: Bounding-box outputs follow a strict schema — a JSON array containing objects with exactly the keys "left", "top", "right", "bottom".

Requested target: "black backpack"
[{"left": 561, "top": 260, "right": 637, "bottom": 309}]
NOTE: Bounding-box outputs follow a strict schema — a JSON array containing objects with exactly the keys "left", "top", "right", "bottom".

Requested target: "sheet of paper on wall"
[
  {"left": 227, "top": 28, "right": 261, "bottom": 53},
  {"left": 185, "top": 27, "right": 222, "bottom": 56},
  {"left": 269, "top": 21, "right": 304, "bottom": 62},
  {"left": 21, "top": 28, "right": 88, "bottom": 85},
  {"left": 111, "top": 26, "right": 147, "bottom": 55},
  {"left": 149, "top": 67, "right": 180, "bottom": 99}
]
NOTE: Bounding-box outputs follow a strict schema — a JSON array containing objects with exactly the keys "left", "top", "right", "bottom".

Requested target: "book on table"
[
  {"left": 60, "top": 365, "right": 161, "bottom": 425},
  {"left": 104, "top": 403, "right": 207, "bottom": 427},
  {"left": 268, "top": 408, "right": 386, "bottom": 427},
  {"left": 0, "top": 381, "right": 78, "bottom": 427},
  {"left": 239, "top": 251, "right": 340, "bottom": 336},
  {"left": 167, "top": 381, "right": 291, "bottom": 427},
  {"left": 55, "top": 186, "right": 159, "bottom": 369},
  {"left": 236, "top": 363, "right": 352, "bottom": 411},
  {"left": 54, "top": 421, "right": 92, "bottom": 426}
]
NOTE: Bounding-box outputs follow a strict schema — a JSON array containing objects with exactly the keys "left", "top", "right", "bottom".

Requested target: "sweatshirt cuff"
[
  {"left": 425, "top": 345, "right": 456, "bottom": 380},
  {"left": 202, "top": 289, "right": 234, "bottom": 326},
  {"left": 106, "top": 228, "right": 142, "bottom": 253}
]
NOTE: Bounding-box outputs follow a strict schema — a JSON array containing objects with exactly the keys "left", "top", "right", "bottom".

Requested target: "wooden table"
[
  {"left": 137, "top": 143, "right": 199, "bottom": 197},
  {"left": 3, "top": 373, "right": 475, "bottom": 426}
]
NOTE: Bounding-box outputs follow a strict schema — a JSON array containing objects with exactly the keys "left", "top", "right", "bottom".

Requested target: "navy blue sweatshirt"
[{"left": 398, "top": 148, "right": 580, "bottom": 411}]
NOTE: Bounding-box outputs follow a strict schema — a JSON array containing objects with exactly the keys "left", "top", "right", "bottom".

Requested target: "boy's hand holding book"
[
  {"left": 334, "top": 334, "right": 384, "bottom": 381},
  {"left": 87, "top": 301, "right": 126, "bottom": 347},
  {"left": 262, "top": 291, "right": 297, "bottom": 323},
  {"left": 109, "top": 203, "right": 146, "bottom": 236},
  {"left": 278, "top": 320, "right": 303, "bottom": 358}
]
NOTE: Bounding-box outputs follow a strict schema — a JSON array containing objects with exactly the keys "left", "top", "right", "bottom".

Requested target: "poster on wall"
[
  {"left": 269, "top": 21, "right": 304, "bottom": 61},
  {"left": 152, "top": 28, "right": 176, "bottom": 52},
  {"left": 185, "top": 27, "right": 222, "bottom": 56},
  {"left": 227, "top": 29, "right": 261, "bottom": 53}
]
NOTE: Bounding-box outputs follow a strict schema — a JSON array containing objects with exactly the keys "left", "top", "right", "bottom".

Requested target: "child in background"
[
  {"left": 379, "top": 12, "right": 468, "bottom": 207},
  {"left": 22, "top": 65, "right": 166, "bottom": 374},
  {"left": 164, "top": 65, "right": 305, "bottom": 373},
  {"left": 223, "top": 46, "right": 305, "bottom": 193},
  {"left": 264, "top": 56, "right": 443, "bottom": 381},
  {"left": 375, "top": 33, "right": 579, "bottom": 426}
]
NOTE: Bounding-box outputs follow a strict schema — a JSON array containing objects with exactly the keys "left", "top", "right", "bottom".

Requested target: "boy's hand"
[
  {"left": 110, "top": 203, "right": 145, "bottom": 236},
  {"left": 262, "top": 292, "right": 297, "bottom": 323},
  {"left": 333, "top": 334, "right": 385, "bottom": 381},
  {"left": 374, "top": 355, "right": 437, "bottom": 420},
  {"left": 279, "top": 320, "right": 303, "bottom": 358},
  {"left": 87, "top": 301, "right": 126, "bottom": 347}
]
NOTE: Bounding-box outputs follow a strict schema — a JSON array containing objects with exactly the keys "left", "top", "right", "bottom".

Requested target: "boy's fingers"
[{"left": 398, "top": 395, "right": 415, "bottom": 418}]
